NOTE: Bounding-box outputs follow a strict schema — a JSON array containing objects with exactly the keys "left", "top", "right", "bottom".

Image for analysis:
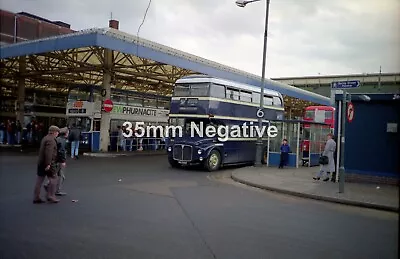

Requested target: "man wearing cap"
[
  {"left": 33, "top": 125, "right": 60, "bottom": 203},
  {"left": 44, "top": 127, "right": 69, "bottom": 196}
]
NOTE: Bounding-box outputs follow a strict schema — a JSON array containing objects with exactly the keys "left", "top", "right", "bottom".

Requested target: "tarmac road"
[{"left": 0, "top": 154, "right": 398, "bottom": 259}]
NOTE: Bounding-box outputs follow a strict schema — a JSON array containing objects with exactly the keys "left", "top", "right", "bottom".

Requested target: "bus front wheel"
[
  {"left": 205, "top": 150, "right": 221, "bottom": 172},
  {"left": 168, "top": 157, "right": 180, "bottom": 168}
]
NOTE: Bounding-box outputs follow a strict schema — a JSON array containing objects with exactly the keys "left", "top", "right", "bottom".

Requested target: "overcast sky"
[{"left": 2, "top": 0, "right": 399, "bottom": 78}]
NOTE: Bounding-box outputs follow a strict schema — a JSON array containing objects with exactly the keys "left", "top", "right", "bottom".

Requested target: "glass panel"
[
  {"left": 48, "top": 95, "right": 66, "bottom": 107},
  {"left": 227, "top": 88, "right": 239, "bottom": 100},
  {"left": 169, "top": 118, "right": 185, "bottom": 127},
  {"left": 263, "top": 96, "right": 273, "bottom": 106},
  {"left": 325, "top": 111, "right": 333, "bottom": 119},
  {"left": 303, "top": 128, "right": 311, "bottom": 139},
  {"left": 190, "top": 84, "right": 209, "bottom": 96},
  {"left": 273, "top": 96, "right": 282, "bottom": 107},
  {"left": 35, "top": 95, "right": 50, "bottom": 106},
  {"left": 67, "top": 117, "right": 91, "bottom": 132},
  {"left": 144, "top": 97, "right": 157, "bottom": 108},
  {"left": 240, "top": 91, "right": 252, "bottom": 102},
  {"left": 305, "top": 110, "right": 315, "bottom": 119},
  {"left": 157, "top": 99, "right": 170, "bottom": 109},
  {"left": 210, "top": 84, "right": 225, "bottom": 98},
  {"left": 173, "top": 85, "right": 190, "bottom": 96},
  {"left": 111, "top": 93, "right": 127, "bottom": 105},
  {"left": 269, "top": 121, "right": 284, "bottom": 152},
  {"left": 68, "top": 88, "right": 90, "bottom": 102},
  {"left": 93, "top": 120, "right": 101, "bottom": 131},
  {"left": 252, "top": 92, "right": 260, "bottom": 104},
  {"left": 93, "top": 91, "right": 102, "bottom": 102},
  {"left": 127, "top": 96, "right": 143, "bottom": 107}
]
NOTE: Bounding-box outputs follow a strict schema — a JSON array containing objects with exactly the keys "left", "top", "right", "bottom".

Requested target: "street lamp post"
[
  {"left": 338, "top": 91, "right": 349, "bottom": 193},
  {"left": 236, "top": 0, "right": 271, "bottom": 166}
]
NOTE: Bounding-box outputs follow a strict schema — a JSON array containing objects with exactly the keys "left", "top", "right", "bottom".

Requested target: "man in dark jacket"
[
  {"left": 33, "top": 125, "right": 60, "bottom": 204},
  {"left": 69, "top": 123, "right": 81, "bottom": 159},
  {"left": 44, "top": 127, "right": 68, "bottom": 196}
]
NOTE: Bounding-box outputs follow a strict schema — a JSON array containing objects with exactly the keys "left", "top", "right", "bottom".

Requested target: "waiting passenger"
[
  {"left": 279, "top": 139, "right": 291, "bottom": 168},
  {"left": 313, "top": 133, "right": 336, "bottom": 181},
  {"left": 69, "top": 123, "right": 81, "bottom": 159},
  {"left": 117, "top": 126, "right": 126, "bottom": 151}
]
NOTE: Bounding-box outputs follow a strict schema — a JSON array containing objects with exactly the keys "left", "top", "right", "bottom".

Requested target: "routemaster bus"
[
  {"left": 301, "top": 105, "right": 335, "bottom": 162},
  {"left": 166, "top": 75, "right": 285, "bottom": 171}
]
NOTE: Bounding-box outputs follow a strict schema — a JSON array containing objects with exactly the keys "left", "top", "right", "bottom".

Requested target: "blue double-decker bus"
[{"left": 166, "top": 75, "right": 285, "bottom": 171}]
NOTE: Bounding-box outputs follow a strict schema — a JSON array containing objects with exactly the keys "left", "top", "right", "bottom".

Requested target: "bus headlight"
[
  {"left": 197, "top": 149, "right": 202, "bottom": 155},
  {"left": 168, "top": 147, "right": 172, "bottom": 152}
]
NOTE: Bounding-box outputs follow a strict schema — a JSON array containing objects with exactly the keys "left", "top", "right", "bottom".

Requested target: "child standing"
[{"left": 279, "top": 139, "right": 290, "bottom": 168}]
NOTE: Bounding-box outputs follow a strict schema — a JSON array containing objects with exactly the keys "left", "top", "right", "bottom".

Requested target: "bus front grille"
[
  {"left": 183, "top": 145, "right": 192, "bottom": 160},
  {"left": 173, "top": 145, "right": 192, "bottom": 161}
]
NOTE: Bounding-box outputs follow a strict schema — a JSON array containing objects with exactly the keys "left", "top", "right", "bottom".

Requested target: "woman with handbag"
[{"left": 313, "top": 133, "right": 336, "bottom": 181}]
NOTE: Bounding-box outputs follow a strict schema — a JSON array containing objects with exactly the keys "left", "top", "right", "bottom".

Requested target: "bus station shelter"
[
  {"left": 266, "top": 120, "right": 330, "bottom": 168},
  {"left": 1, "top": 25, "right": 330, "bottom": 152}
]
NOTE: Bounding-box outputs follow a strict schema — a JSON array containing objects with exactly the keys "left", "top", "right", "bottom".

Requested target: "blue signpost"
[
  {"left": 331, "top": 80, "right": 360, "bottom": 89},
  {"left": 331, "top": 80, "right": 360, "bottom": 192}
]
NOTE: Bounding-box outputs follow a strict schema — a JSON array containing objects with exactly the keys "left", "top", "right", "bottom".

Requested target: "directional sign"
[
  {"left": 347, "top": 102, "right": 354, "bottom": 122},
  {"left": 103, "top": 99, "right": 113, "bottom": 113},
  {"left": 331, "top": 80, "right": 360, "bottom": 89}
]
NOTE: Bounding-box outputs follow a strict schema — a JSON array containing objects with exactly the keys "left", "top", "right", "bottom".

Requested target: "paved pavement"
[
  {"left": 231, "top": 166, "right": 399, "bottom": 212},
  {"left": 0, "top": 153, "right": 398, "bottom": 259}
]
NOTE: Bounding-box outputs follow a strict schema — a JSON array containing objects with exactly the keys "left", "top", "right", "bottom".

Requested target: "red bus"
[{"left": 301, "top": 106, "right": 335, "bottom": 164}]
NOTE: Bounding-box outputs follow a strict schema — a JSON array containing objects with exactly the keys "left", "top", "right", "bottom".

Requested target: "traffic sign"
[
  {"left": 331, "top": 80, "right": 360, "bottom": 89},
  {"left": 347, "top": 102, "right": 354, "bottom": 122},
  {"left": 103, "top": 99, "right": 113, "bottom": 112}
]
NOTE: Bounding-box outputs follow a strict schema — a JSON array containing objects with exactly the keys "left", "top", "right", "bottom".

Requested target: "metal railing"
[{"left": 109, "top": 135, "right": 167, "bottom": 152}]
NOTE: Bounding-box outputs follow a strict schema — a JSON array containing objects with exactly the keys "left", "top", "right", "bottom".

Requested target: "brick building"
[{"left": 0, "top": 9, "right": 75, "bottom": 45}]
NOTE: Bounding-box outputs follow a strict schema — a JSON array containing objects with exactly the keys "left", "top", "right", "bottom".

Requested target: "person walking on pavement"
[
  {"left": 313, "top": 133, "right": 336, "bottom": 181},
  {"left": 117, "top": 126, "right": 126, "bottom": 151},
  {"left": 69, "top": 123, "right": 81, "bottom": 159},
  {"left": 0, "top": 121, "right": 5, "bottom": 144},
  {"left": 16, "top": 120, "right": 22, "bottom": 144},
  {"left": 278, "top": 139, "right": 291, "bottom": 168},
  {"left": 33, "top": 125, "right": 60, "bottom": 204},
  {"left": 44, "top": 127, "right": 68, "bottom": 196}
]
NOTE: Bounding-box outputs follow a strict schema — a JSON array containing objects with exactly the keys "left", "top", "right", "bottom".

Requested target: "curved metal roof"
[{"left": 0, "top": 27, "right": 330, "bottom": 105}]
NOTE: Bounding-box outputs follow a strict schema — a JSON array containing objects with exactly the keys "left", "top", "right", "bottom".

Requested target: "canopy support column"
[
  {"left": 100, "top": 48, "right": 112, "bottom": 152},
  {"left": 16, "top": 56, "right": 26, "bottom": 125}
]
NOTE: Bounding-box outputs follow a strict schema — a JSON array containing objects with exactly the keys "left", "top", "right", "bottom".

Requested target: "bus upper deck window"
[
  {"left": 273, "top": 96, "right": 282, "bottom": 107},
  {"left": 173, "top": 84, "right": 189, "bottom": 96},
  {"left": 264, "top": 96, "right": 273, "bottom": 106},
  {"left": 190, "top": 83, "right": 209, "bottom": 96},
  {"left": 210, "top": 84, "right": 225, "bottom": 98},
  {"left": 325, "top": 111, "right": 333, "bottom": 119},
  {"left": 305, "top": 110, "right": 314, "bottom": 119},
  {"left": 252, "top": 93, "right": 260, "bottom": 104},
  {"left": 226, "top": 88, "right": 239, "bottom": 100},
  {"left": 240, "top": 91, "right": 252, "bottom": 102}
]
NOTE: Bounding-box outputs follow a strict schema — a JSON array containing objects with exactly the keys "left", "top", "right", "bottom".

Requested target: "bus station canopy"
[{"left": 0, "top": 27, "right": 330, "bottom": 112}]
